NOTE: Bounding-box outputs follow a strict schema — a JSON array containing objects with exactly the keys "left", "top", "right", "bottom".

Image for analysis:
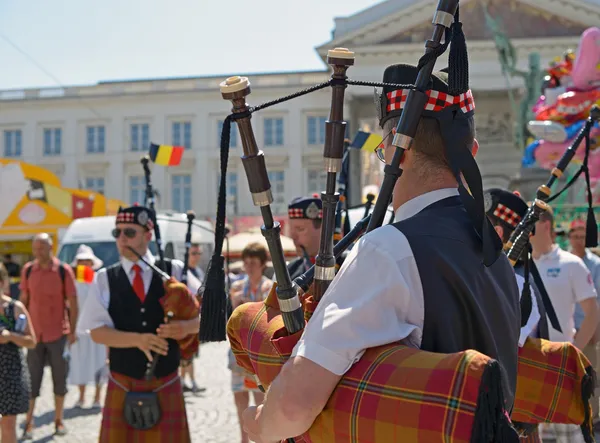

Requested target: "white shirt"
[
  {"left": 533, "top": 245, "right": 597, "bottom": 343},
  {"left": 515, "top": 273, "right": 541, "bottom": 346},
  {"left": 291, "top": 188, "right": 463, "bottom": 375},
  {"left": 77, "top": 250, "right": 201, "bottom": 333}
]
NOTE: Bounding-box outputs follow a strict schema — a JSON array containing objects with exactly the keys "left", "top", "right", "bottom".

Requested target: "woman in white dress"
[{"left": 67, "top": 245, "right": 107, "bottom": 408}]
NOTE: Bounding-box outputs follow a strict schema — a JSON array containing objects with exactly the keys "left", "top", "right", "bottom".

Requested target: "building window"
[
  {"left": 268, "top": 171, "right": 286, "bottom": 214},
  {"left": 43, "top": 128, "right": 62, "bottom": 156},
  {"left": 130, "top": 123, "right": 149, "bottom": 152},
  {"left": 307, "top": 169, "right": 327, "bottom": 195},
  {"left": 172, "top": 174, "right": 192, "bottom": 213},
  {"left": 264, "top": 117, "right": 284, "bottom": 146},
  {"left": 172, "top": 121, "right": 192, "bottom": 150},
  {"left": 3, "top": 130, "right": 22, "bottom": 157},
  {"left": 217, "top": 120, "right": 237, "bottom": 148},
  {"left": 85, "top": 177, "right": 105, "bottom": 195},
  {"left": 307, "top": 116, "right": 327, "bottom": 145},
  {"left": 129, "top": 175, "right": 146, "bottom": 205},
  {"left": 86, "top": 126, "right": 105, "bottom": 153}
]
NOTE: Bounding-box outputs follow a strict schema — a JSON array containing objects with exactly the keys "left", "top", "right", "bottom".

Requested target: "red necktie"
[{"left": 132, "top": 264, "right": 145, "bottom": 302}]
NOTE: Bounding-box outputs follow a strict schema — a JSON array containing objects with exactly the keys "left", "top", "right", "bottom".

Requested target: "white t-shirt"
[
  {"left": 515, "top": 273, "right": 540, "bottom": 346},
  {"left": 533, "top": 245, "right": 597, "bottom": 343}
]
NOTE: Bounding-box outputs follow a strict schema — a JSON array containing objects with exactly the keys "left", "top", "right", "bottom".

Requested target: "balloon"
[
  {"left": 527, "top": 120, "right": 568, "bottom": 143},
  {"left": 571, "top": 27, "right": 600, "bottom": 92},
  {"left": 533, "top": 123, "right": 600, "bottom": 171},
  {"left": 534, "top": 89, "right": 600, "bottom": 125}
]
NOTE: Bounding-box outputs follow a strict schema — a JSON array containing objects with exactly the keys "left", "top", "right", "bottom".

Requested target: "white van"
[{"left": 57, "top": 211, "right": 214, "bottom": 269}]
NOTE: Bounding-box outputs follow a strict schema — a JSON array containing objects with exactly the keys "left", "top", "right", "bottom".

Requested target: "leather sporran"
[{"left": 123, "top": 391, "right": 161, "bottom": 430}]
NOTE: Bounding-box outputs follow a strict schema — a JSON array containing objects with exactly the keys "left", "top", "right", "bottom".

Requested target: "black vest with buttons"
[
  {"left": 106, "top": 260, "right": 180, "bottom": 379},
  {"left": 392, "top": 196, "right": 521, "bottom": 411}
]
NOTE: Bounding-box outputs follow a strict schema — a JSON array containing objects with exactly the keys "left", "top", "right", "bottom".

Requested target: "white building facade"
[{"left": 1, "top": 0, "right": 598, "bottom": 220}]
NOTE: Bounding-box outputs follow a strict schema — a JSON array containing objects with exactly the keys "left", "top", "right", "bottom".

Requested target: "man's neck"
[
  {"left": 532, "top": 242, "right": 554, "bottom": 259},
  {"left": 572, "top": 248, "right": 586, "bottom": 259},
  {"left": 37, "top": 257, "right": 52, "bottom": 268},
  {"left": 393, "top": 172, "right": 457, "bottom": 211}
]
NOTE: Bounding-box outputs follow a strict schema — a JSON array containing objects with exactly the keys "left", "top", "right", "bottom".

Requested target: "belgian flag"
[
  {"left": 350, "top": 131, "right": 383, "bottom": 152},
  {"left": 148, "top": 143, "right": 184, "bottom": 166},
  {"left": 75, "top": 265, "right": 95, "bottom": 283}
]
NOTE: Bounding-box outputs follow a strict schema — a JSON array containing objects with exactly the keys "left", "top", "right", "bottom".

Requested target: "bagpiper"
[{"left": 78, "top": 205, "right": 201, "bottom": 442}]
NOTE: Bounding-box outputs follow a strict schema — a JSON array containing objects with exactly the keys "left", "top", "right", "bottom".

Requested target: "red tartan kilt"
[
  {"left": 227, "top": 288, "right": 515, "bottom": 443},
  {"left": 511, "top": 338, "right": 595, "bottom": 440},
  {"left": 99, "top": 371, "right": 190, "bottom": 443}
]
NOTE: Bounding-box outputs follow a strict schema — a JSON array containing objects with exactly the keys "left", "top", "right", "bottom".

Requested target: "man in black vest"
[
  {"left": 77, "top": 205, "right": 200, "bottom": 442},
  {"left": 240, "top": 64, "right": 521, "bottom": 441},
  {"left": 484, "top": 188, "right": 549, "bottom": 341},
  {"left": 287, "top": 195, "right": 323, "bottom": 281}
]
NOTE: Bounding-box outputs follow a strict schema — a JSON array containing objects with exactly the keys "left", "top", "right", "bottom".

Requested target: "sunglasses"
[
  {"left": 374, "top": 129, "right": 395, "bottom": 164},
  {"left": 190, "top": 251, "right": 202, "bottom": 256},
  {"left": 112, "top": 228, "right": 139, "bottom": 239}
]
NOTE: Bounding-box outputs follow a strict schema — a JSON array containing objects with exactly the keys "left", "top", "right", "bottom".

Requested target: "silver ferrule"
[
  {"left": 251, "top": 189, "right": 273, "bottom": 207},
  {"left": 432, "top": 10, "right": 454, "bottom": 28},
  {"left": 392, "top": 133, "right": 413, "bottom": 150},
  {"left": 278, "top": 296, "right": 302, "bottom": 313},
  {"left": 324, "top": 157, "right": 342, "bottom": 173},
  {"left": 315, "top": 265, "right": 336, "bottom": 281}
]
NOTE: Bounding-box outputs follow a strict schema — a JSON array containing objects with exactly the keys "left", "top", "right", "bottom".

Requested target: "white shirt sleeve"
[
  {"left": 291, "top": 227, "right": 424, "bottom": 376},
  {"left": 515, "top": 273, "right": 540, "bottom": 346},
  {"left": 170, "top": 259, "right": 201, "bottom": 296},
  {"left": 571, "top": 259, "right": 598, "bottom": 304},
  {"left": 76, "top": 270, "right": 114, "bottom": 333}
]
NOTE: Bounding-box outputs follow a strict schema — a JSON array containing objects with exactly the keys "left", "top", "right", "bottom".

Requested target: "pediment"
[
  {"left": 317, "top": 0, "right": 600, "bottom": 55},
  {"left": 381, "top": 0, "right": 590, "bottom": 44}
]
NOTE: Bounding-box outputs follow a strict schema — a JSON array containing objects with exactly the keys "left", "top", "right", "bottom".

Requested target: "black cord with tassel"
[
  {"left": 199, "top": 116, "right": 233, "bottom": 342},
  {"left": 520, "top": 246, "right": 533, "bottom": 328}
]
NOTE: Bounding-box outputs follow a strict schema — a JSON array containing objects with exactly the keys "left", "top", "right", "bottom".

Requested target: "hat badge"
[
  {"left": 306, "top": 202, "right": 320, "bottom": 220},
  {"left": 137, "top": 210, "right": 149, "bottom": 226}
]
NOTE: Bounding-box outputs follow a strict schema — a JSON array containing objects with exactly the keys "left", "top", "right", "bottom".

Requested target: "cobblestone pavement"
[{"left": 16, "top": 342, "right": 243, "bottom": 443}]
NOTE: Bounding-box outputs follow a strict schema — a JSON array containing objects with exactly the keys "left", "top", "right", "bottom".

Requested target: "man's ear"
[
  {"left": 471, "top": 138, "right": 479, "bottom": 157},
  {"left": 493, "top": 224, "right": 503, "bottom": 241}
]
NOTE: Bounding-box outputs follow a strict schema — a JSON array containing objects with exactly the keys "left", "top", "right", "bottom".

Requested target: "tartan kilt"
[
  {"left": 511, "top": 337, "right": 596, "bottom": 443},
  {"left": 227, "top": 285, "right": 518, "bottom": 443},
  {"left": 99, "top": 371, "right": 190, "bottom": 443}
]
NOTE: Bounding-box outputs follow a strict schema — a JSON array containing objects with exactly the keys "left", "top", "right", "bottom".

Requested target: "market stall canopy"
[{"left": 224, "top": 227, "right": 297, "bottom": 259}]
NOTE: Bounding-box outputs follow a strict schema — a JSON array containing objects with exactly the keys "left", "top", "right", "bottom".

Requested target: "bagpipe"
[
  {"left": 139, "top": 156, "right": 200, "bottom": 362},
  {"left": 503, "top": 106, "right": 600, "bottom": 441},
  {"left": 199, "top": 1, "right": 529, "bottom": 442}
]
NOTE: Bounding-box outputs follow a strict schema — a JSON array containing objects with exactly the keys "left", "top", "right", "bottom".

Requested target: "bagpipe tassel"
[{"left": 199, "top": 116, "right": 234, "bottom": 342}]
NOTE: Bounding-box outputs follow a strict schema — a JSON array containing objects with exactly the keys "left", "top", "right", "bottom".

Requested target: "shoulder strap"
[
  {"left": 6, "top": 299, "right": 15, "bottom": 321},
  {"left": 25, "top": 263, "right": 33, "bottom": 281}
]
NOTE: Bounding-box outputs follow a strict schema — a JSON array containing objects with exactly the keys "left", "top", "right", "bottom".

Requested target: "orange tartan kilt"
[
  {"left": 227, "top": 286, "right": 517, "bottom": 443},
  {"left": 511, "top": 337, "right": 596, "bottom": 440}
]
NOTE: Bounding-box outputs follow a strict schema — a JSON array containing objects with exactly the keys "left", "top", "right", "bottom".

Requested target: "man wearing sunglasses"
[{"left": 77, "top": 205, "right": 201, "bottom": 442}]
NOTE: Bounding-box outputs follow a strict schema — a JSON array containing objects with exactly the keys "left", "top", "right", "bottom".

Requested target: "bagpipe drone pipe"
[
  {"left": 197, "top": 1, "right": 533, "bottom": 442},
  {"left": 139, "top": 157, "right": 200, "bottom": 361}
]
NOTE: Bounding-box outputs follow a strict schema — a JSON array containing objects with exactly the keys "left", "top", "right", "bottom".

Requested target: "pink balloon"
[
  {"left": 571, "top": 27, "right": 600, "bottom": 91},
  {"left": 534, "top": 125, "right": 600, "bottom": 171}
]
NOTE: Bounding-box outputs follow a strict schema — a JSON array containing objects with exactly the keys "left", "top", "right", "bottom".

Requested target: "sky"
[{"left": 0, "top": 0, "right": 380, "bottom": 90}]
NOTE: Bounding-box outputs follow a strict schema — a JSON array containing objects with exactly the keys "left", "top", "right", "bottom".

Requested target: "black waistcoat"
[
  {"left": 287, "top": 257, "right": 308, "bottom": 282},
  {"left": 514, "top": 263, "right": 549, "bottom": 340},
  {"left": 106, "top": 262, "right": 180, "bottom": 379},
  {"left": 392, "top": 196, "right": 520, "bottom": 410}
]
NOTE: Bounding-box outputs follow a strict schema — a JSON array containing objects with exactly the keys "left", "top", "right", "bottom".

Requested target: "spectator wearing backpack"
[{"left": 19, "top": 233, "right": 78, "bottom": 439}]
